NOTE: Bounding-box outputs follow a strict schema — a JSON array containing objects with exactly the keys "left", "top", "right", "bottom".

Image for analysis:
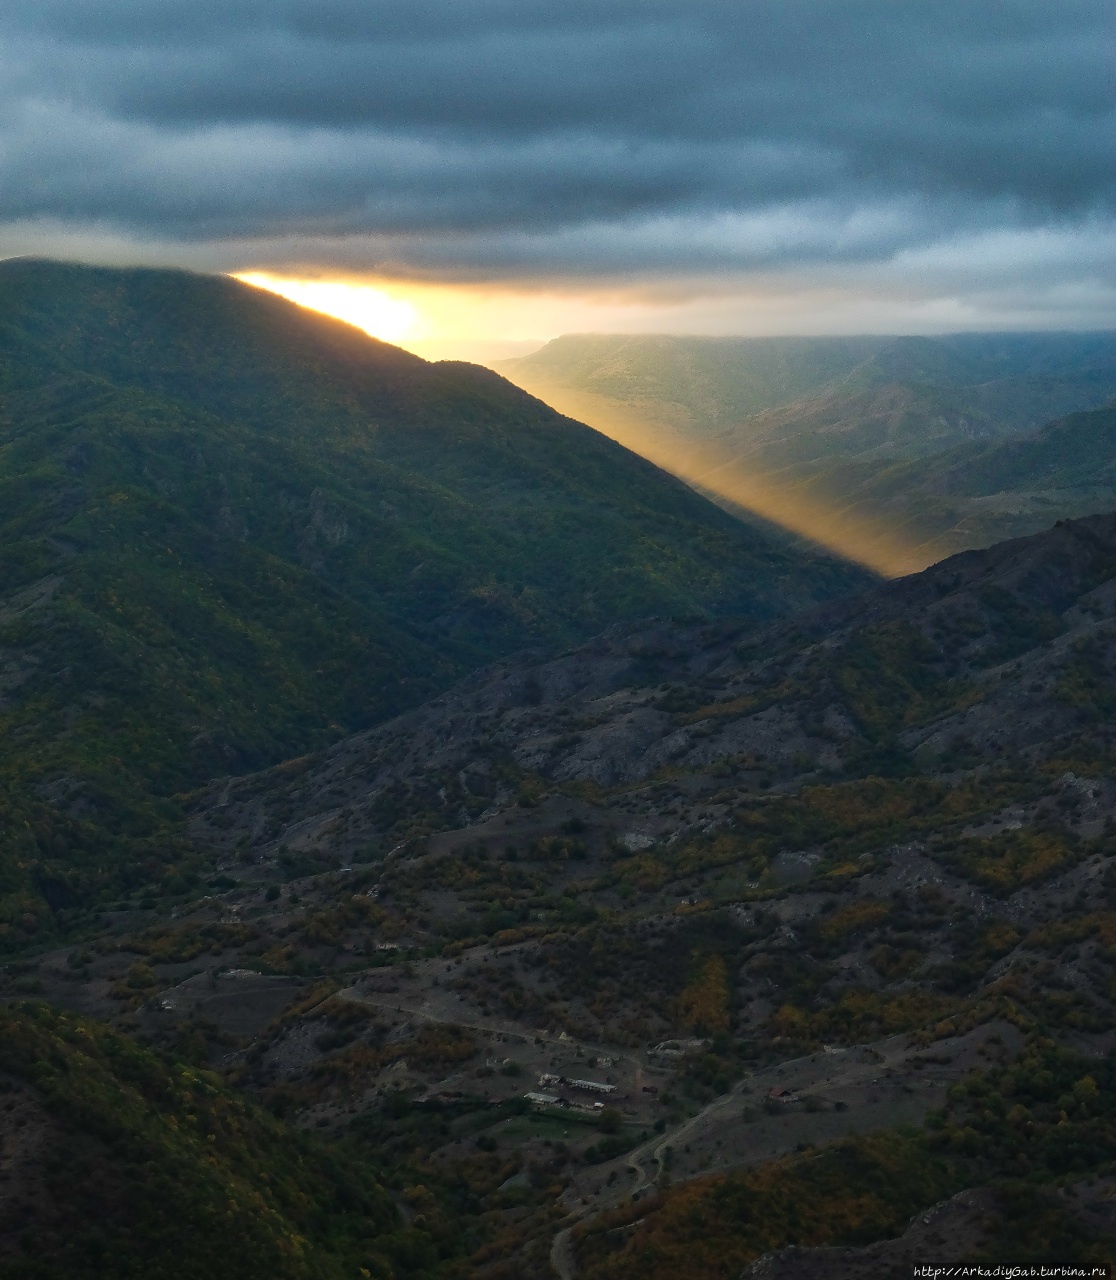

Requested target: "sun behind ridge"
[{"left": 235, "top": 272, "right": 419, "bottom": 344}]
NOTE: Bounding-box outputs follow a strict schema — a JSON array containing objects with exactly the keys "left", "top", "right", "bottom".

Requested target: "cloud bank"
[{"left": 1, "top": 1, "right": 1113, "bottom": 326}]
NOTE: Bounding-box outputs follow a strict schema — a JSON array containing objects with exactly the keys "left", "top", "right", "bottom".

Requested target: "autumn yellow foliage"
[
  {"left": 958, "top": 830, "right": 1079, "bottom": 892},
  {"left": 676, "top": 954, "right": 731, "bottom": 1034},
  {"left": 818, "top": 899, "right": 890, "bottom": 940},
  {"left": 772, "top": 987, "right": 956, "bottom": 1043},
  {"left": 575, "top": 1132, "right": 955, "bottom": 1280}
]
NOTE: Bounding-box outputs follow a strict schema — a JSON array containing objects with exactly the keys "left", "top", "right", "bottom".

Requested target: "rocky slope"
[
  {"left": 192, "top": 509, "right": 1116, "bottom": 866},
  {"left": 12, "top": 512, "right": 1116, "bottom": 1278}
]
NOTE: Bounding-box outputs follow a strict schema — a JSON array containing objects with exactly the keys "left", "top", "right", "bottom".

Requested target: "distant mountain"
[
  {"left": 831, "top": 400, "right": 1116, "bottom": 566},
  {"left": 862, "top": 399, "right": 1116, "bottom": 503},
  {"left": 503, "top": 331, "right": 1116, "bottom": 439},
  {"left": 499, "top": 332, "right": 1116, "bottom": 574},
  {"left": 503, "top": 333, "right": 891, "bottom": 429},
  {"left": 0, "top": 259, "right": 869, "bottom": 935}
]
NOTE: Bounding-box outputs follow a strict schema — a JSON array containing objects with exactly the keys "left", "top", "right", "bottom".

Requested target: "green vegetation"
[
  {"left": 504, "top": 332, "right": 1116, "bottom": 438},
  {"left": 0, "top": 998, "right": 587, "bottom": 1279},
  {"left": 0, "top": 1002, "right": 444, "bottom": 1279},
  {"left": 606, "top": 771, "right": 1037, "bottom": 895},
  {"left": 7, "top": 271, "right": 1116, "bottom": 1276},
  {"left": 574, "top": 1044, "right": 1116, "bottom": 1280},
  {"left": 0, "top": 260, "right": 868, "bottom": 942}
]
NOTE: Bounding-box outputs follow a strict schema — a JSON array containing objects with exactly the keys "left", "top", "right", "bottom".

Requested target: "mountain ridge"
[
  {"left": 190, "top": 508, "right": 1116, "bottom": 866},
  {"left": 6, "top": 265, "right": 1116, "bottom": 1277},
  {"left": 138, "top": 506, "right": 1116, "bottom": 1277},
  {"left": 0, "top": 259, "right": 870, "bottom": 942}
]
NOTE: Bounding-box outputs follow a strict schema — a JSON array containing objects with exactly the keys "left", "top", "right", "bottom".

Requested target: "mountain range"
[
  {"left": 3, "top": 263, "right": 1116, "bottom": 1278},
  {"left": 500, "top": 332, "right": 1116, "bottom": 574},
  {"left": 0, "top": 260, "right": 868, "bottom": 939}
]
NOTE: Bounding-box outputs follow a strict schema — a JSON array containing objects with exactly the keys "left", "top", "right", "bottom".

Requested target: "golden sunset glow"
[
  {"left": 498, "top": 370, "right": 934, "bottom": 577},
  {"left": 229, "top": 271, "right": 927, "bottom": 574},
  {"left": 230, "top": 272, "right": 795, "bottom": 364},
  {"left": 236, "top": 273, "right": 420, "bottom": 344},
  {"left": 233, "top": 272, "right": 628, "bottom": 362}
]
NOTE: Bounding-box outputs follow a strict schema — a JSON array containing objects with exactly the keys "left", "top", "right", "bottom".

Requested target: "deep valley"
[{"left": 2, "top": 265, "right": 1116, "bottom": 1279}]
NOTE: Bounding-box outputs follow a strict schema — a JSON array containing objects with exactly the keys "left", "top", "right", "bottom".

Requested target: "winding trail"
[
  {"left": 542, "top": 1027, "right": 974, "bottom": 1277},
  {"left": 549, "top": 1227, "right": 577, "bottom": 1280},
  {"left": 625, "top": 1078, "right": 748, "bottom": 1195},
  {"left": 335, "top": 972, "right": 987, "bottom": 1278},
  {"left": 544, "top": 1081, "right": 757, "bottom": 1278}
]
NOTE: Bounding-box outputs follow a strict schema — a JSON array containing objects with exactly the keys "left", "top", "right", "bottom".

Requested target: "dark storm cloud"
[{"left": 0, "top": 1, "right": 1113, "bottom": 275}]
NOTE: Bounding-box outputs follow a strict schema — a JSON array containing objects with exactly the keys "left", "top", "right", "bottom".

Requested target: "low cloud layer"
[{"left": 1, "top": 1, "right": 1113, "bottom": 325}]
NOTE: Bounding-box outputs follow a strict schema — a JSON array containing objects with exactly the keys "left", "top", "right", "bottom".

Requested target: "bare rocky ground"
[
  {"left": 188, "top": 512, "right": 1116, "bottom": 867},
  {"left": 10, "top": 513, "right": 1116, "bottom": 1275}
]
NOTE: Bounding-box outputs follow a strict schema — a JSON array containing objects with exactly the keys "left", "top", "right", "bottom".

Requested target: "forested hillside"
[
  {"left": 0, "top": 260, "right": 869, "bottom": 940},
  {"left": 0, "top": 1001, "right": 448, "bottom": 1279},
  {"left": 5, "top": 264, "right": 1116, "bottom": 1279},
  {"left": 5, "top": 504, "right": 1116, "bottom": 1275}
]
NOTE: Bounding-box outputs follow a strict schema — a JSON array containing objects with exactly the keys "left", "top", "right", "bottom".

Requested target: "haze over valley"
[{"left": 500, "top": 332, "right": 1116, "bottom": 575}]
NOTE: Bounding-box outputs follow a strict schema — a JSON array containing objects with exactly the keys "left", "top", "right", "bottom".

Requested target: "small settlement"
[{"left": 526, "top": 1073, "right": 618, "bottom": 1113}]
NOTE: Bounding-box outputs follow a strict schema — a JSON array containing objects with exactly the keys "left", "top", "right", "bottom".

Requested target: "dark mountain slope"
[
  {"left": 164, "top": 510, "right": 1116, "bottom": 1273},
  {"left": 0, "top": 1002, "right": 448, "bottom": 1280},
  {"left": 0, "top": 259, "right": 869, "bottom": 941},
  {"left": 17, "top": 516, "right": 1116, "bottom": 1279},
  {"left": 193, "top": 509, "right": 1116, "bottom": 867}
]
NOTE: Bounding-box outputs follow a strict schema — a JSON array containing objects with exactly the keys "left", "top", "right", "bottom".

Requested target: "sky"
[{"left": 1, "top": 1, "right": 1114, "bottom": 357}]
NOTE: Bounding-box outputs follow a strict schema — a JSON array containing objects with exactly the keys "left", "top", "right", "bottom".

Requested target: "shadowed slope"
[{"left": 0, "top": 259, "right": 870, "bottom": 939}]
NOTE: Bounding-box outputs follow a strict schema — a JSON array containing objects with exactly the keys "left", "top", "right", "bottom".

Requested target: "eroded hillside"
[{"left": 14, "top": 512, "right": 1116, "bottom": 1276}]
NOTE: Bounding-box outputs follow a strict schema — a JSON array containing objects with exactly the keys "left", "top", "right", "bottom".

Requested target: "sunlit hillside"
[{"left": 500, "top": 333, "right": 1116, "bottom": 575}]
